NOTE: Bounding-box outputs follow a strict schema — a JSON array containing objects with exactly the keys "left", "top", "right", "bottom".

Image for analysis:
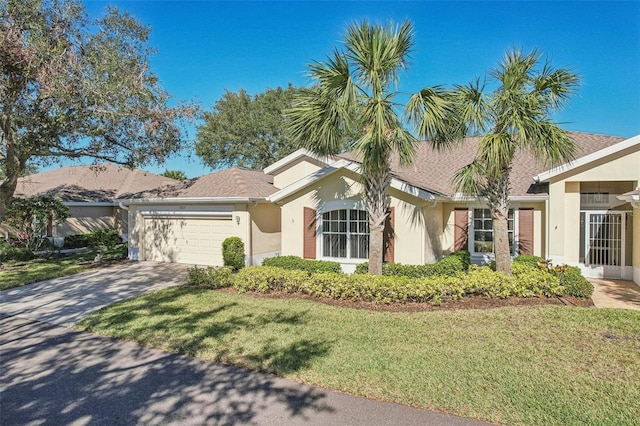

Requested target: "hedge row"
[
  {"left": 63, "top": 229, "right": 123, "bottom": 249},
  {"left": 261, "top": 255, "right": 342, "bottom": 274},
  {"left": 187, "top": 263, "right": 565, "bottom": 305},
  {"left": 354, "top": 250, "right": 471, "bottom": 277}
]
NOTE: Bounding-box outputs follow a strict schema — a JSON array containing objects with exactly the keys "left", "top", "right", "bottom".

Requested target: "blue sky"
[{"left": 77, "top": 0, "right": 639, "bottom": 178}]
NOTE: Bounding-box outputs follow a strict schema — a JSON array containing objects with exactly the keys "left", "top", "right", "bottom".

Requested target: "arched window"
[{"left": 322, "top": 209, "right": 369, "bottom": 259}]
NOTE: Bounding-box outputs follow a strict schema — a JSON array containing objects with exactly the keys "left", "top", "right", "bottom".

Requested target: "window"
[
  {"left": 472, "top": 208, "right": 515, "bottom": 254},
  {"left": 322, "top": 209, "right": 369, "bottom": 259}
]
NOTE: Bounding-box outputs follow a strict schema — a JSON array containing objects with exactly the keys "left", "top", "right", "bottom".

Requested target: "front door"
[{"left": 582, "top": 211, "right": 631, "bottom": 279}]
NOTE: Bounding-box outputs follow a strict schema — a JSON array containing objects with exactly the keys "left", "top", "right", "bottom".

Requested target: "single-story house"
[
  {"left": 122, "top": 131, "right": 639, "bottom": 286},
  {"left": 10, "top": 164, "right": 177, "bottom": 241}
]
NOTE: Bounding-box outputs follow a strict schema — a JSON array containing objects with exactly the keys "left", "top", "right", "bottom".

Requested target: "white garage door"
[{"left": 143, "top": 216, "right": 235, "bottom": 266}]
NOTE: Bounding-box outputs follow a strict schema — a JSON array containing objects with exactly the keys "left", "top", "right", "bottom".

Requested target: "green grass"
[
  {"left": 0, "top": 247, "right": 126, "bottom": 290},
  {"left": 77, "top": 287, "right": 640, "bottom": 425}
]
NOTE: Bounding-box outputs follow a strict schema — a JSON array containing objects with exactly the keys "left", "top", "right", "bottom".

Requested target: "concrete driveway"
[{"left": 0, "top": 261, "right": 188, "bottom": 327}]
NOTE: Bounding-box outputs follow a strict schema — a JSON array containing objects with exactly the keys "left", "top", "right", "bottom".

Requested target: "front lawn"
[
  {"left": 0, "top": 247, "right": 126, "bottom": 290},
  {"left": 77, "top": 287, "right": 640, "bottom": 425}
]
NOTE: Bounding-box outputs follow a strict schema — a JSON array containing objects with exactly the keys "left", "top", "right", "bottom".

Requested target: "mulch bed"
[{"left": 217, "top": 287, "right": 594, "bottom": 312}]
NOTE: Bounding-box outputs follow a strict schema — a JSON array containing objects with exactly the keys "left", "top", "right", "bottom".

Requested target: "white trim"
[
  {"left": 534, "top": 134, "right": 640, "bottom": 183},
  {"left": 263, "top": 148, "right": 334, "bottom": 175},
  {"left": 617, "top": 191, "right": 640, "bottom": 209},
  {"left": 64, "top": 201, "right": 117, "bottom": 207},
  {"left": 120, "top": 197, "right": 266, "bottom": 206},
  {"left": 139, "top": 210, "right": 233, "bottom": 219},
  {"left": 450, "top": 194, "right": 548, "bottom": 202},
  {"left": 268, "top": 159, "right": 437, "bottom": 204}
]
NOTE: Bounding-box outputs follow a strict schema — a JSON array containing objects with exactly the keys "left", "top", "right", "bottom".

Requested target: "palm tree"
[
  {"left": 407, "top": 49, "right": 579, "bottom": 275},
  {"left": 288, "top": 20, "right": 446, "bottom": 275}
]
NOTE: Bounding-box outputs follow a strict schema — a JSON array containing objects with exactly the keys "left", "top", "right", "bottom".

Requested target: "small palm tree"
[
  {"left": 407, "top": 49, "right": 579, "bottom": 275},
  {"left": 288, "top": 20, "right": 446, "bottom": 275}
]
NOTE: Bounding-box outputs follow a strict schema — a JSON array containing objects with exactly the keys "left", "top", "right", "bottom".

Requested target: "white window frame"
[
  {"left": 467, "top": 206, "right": 520, "bottom": 260},
  {"left": 316, "top": 199, "right": 370, "bottom": 263}
]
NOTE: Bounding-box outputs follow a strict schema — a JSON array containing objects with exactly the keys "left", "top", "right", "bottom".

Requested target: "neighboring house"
[
  {"left": 122, "top": 131, "right": 639, "bottom": 285},
  {"left": 123, "top": 168, "right": 281, "bottom": 267},
  {"left": 10, "top": 164, "right": 177, "bottom": 241}
]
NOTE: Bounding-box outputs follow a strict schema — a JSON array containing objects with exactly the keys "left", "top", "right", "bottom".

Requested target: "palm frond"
[
  {"left": 405, "top": 86, "right": 458, "bottom": 149},
  {"left": 477, "top": 133, "right": 516, "bottom": 177},
  {"left": 526, "top": 121, "right": 577, "bottom": 168},
  {"left": 452, "top": 160, "right": 485, "bottom": 196}
]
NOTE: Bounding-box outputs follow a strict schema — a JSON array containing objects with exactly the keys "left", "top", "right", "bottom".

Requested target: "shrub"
[
  {"left": 234, "top": 266, "right": 308, "bottom": 293},
  {"left": 222, "top": 237, "right": 245, "bottom": 270},
  {"left": 187, "top": 266, "right": 234, "bottom": 288},
  {"left": 262, "top": 255, "right": 342, "bottom": 274},
  {"left": 513, "top": 254, "right": 546, "bottom": 268},
  {"left": 354, "top": 250, "right": 470, "bottom": 277},
  {"left": 464, "top": 264, "right": 563, "bottom": 298},
  {"left": 63, "top": 230, "right": 123, "bottom": 249},
  {"left": 89, "top": 229, "right": 122, "bottom": 248},
  {"left": 552, "top": 265, "right": 593, "bottom": 298},
  {"left": 0, "top": 239, "right": 35, "bottom": 261}
]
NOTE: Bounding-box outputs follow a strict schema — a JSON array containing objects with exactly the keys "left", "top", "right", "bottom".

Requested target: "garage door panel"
[{"left": 143, "top": 217, "right": 235, "bottom": 266}]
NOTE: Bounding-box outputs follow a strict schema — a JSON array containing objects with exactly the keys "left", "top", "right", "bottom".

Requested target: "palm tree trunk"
[
  {"left": 368, "top": 223, "right": 384, "bottom": 275},
  {"left": 493, "top": 207, "right": 512, "bottom": 275},
  {"left": 364, "top": 169, "right": 391, "bottom": 275}
]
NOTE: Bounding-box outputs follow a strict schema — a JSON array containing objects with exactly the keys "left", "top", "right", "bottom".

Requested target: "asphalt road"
[{"left": 1, "top": 262, "right": 491, "bottom": 425}]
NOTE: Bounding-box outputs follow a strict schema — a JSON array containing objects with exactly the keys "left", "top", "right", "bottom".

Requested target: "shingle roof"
[
  {"left": 142, "top": 167, "right": 277, "bottom": 199},
  {"left": 340, "top": 132, "right": 626, "bottom": 197},
  {"left": 15, "top": 164, "right": 178, "bottom": 202}
]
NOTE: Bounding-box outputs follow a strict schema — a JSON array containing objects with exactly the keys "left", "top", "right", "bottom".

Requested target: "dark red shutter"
[
  {"left": 454, "top": 208, "right": 469, "bottom": 251},
  {"left": 383, "top": 207, "right": 395, "bottom": 263},
  {"left": 518, "top": 208, "right": 534, "bottom": 255},
  {"left": 303, "top": 207, "right": 316, "bottom": 259}
]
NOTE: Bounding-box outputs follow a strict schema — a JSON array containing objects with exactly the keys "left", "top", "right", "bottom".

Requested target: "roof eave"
[
  {"left": 535, "top": 134, "right": 640, "bottom": 183},
  {"left": 119, "top": 196, "right": 269, "bottom": 206}
]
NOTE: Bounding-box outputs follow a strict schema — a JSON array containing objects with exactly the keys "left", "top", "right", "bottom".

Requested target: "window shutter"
[
  {"left": 454, "top": 208, "right": 469, "bottom": 251},
  {"left": 383, "top": 207, "right": 395, "bottom": 263},
  {"left": 303, "top": 207, "right": 316, "bottom": 259},
  {"left": 518, "top": 208, "right": 534, "bottom": 255}
]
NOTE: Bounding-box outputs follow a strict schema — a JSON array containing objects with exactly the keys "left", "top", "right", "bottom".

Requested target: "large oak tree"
[
  {"left": 0, "top": 0, "right": 195, "bottom": 222},
  {"left": 196, "top": 85, "right": 303, "bottom": 170}
]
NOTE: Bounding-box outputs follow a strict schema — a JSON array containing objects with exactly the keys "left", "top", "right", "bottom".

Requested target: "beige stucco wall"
[
  {"left": 278, "top": 169, "right": 443, "bottom": 267},
  {"left": 547, "top": 147, "right": 639, "bottom": 266},
  {"left": 55, "top": 206, "right": 116, "bottom": 237},
  {"left": 271, "top": 159, "right": 324, "bottom": 189},
  {"left": 441, "top": 201, "right": 545, "bottom": 258},
  {"left": 249, "top": 203, "right": 281, "bottom": 264}
]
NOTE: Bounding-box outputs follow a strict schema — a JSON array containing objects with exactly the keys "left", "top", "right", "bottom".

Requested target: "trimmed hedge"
[
  {"left": 233, "top": 263, "right": 564, "bottom": 305},
  {"left": 222, "top": 237, "right": 245, "bottom": 270},
  {"left": 63, "top": 229, "right": 122, "bottom": 249},
  {"left": 354, "top": 250, "right": 471, "bottom": 277},
  {"left": 261, "top": 255, "right": 342, "bottom": 274},
  {"left": 187, "top": 266, "right": 234, "bottom": 288}
]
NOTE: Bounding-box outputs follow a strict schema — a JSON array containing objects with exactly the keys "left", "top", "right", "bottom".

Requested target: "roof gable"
[{"left": 535, "top": 134, "right": 640, "bottom": 182}]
